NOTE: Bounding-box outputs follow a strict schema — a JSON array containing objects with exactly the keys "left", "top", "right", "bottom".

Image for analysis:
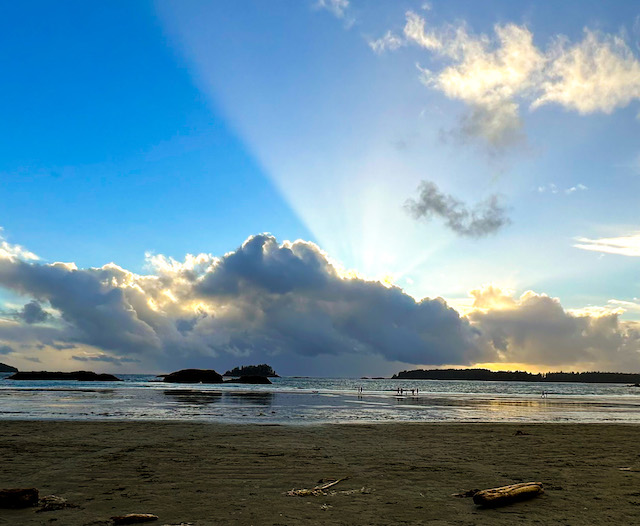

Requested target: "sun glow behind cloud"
[
  {"left": 154, "top": 2, "right": 464, "bottom": 292},
  {"left": 153, "top": 1, "right": 640, "bottom": 335}
]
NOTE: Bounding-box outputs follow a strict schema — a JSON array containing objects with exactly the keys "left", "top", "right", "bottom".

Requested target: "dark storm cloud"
[
  {"left": 18, "top": 300, "right": 49, "bottom": 324},
  {"left": 405, "top": 180, "right": 510, "bottom": 237},
  {"left": 0, "top": 234, "right": 485, "bottom": 371},
  {"left": 2, "top": 233, "right": 640, "bottom": 373}
]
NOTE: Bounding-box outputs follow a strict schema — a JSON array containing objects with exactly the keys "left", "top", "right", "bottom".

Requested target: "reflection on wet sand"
[
  {"left": 164, "top": 390, "right": 222, "bottom": 405},
  {"left": 393, "top": 394, "right": 640, "bottom": 411},
  {"left": 164, "top": 390, "right": 274, "bottom": 407}
]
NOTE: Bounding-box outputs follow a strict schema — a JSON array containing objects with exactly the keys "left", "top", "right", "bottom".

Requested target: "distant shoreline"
[{"left": 394, "top": 368, "right": 640, "bottom": 384}]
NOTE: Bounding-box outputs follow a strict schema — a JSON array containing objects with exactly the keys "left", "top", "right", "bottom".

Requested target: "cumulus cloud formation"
[
  {"left": 0, "top": 233, "right": 482, "bottom": 373},
  {"left": 371, "top": 11, "right": 640, "bottom": 149},
  {"left": 405, "top": 180, "right": 510, "bottom": 237},
  {"left": 574, "top": 233, "right": 640, "bottom": 256},
  {"left": 2, "top": 232, "right": 640, "bottom": 372},
  {"left": 468, "top": 285, "right": 640, "bottom": 370}
]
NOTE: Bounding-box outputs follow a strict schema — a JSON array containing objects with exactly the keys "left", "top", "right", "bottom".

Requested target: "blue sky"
[{"left": 0, "top": 1, "right": 639, "bottom": 375}]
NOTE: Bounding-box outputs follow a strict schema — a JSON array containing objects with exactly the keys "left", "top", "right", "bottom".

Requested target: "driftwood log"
[
  {"left": 111, "top": 514, "right": 159, "bottom": 525},
  {"left": 286, "top": 477, "right": 349, "bottom": 497},
  {"left": 473, "top": 482, "right": 543, "bottom": 507}
]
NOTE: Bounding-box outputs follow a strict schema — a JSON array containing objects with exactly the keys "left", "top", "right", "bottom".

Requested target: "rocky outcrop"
[
  {"left": 0, "top": 362, "right": 18, "bottom": 373},
  {"left": 0, "top": 488, "right": 39, "bottom": 509},
  {"left": 7, "top": 371, "right": 121, "bottom": 381},
  {"left": 224, "top": 364, "right": 279, "bottom": 377},
  {"left": 225, "top": 375, "right": 272, "bottom": 385},
  {"left": 161, "top": 369, "right": 223, "bottom": 384}
]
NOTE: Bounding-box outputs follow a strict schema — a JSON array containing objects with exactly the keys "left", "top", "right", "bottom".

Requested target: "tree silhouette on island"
[
  {"left": 393, "top": 368, "right": 640, "bottom": 384},
  {"left": 224, "top": 364, "right": 279, "bottom": 377}
]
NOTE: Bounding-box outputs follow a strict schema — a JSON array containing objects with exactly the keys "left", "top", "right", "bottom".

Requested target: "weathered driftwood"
[
  {"left": 0, "top": 488, "right": 39, "bottom": 508},
  {"left": 472, "top": 482, "right": 543, "bottom": 507},
  {"left": 111, "top": 513, "right": 159, "bottom": 525},
  {"left": 286, "top": 477, "right": 349, "bottom": 497}
]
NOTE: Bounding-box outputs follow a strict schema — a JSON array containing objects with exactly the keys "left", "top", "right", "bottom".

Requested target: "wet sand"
[{"left": 1, "top": 421, "right": 639, "bottom": 525}]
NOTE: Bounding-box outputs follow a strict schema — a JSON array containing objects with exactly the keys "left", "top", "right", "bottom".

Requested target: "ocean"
[{"left": 1, "top": 373, "right": 640, "bottom": 424}]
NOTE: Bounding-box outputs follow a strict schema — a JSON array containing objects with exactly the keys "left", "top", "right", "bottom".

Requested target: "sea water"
[{"left": 1, "top": 373, "right": 640, "bottom": 424}]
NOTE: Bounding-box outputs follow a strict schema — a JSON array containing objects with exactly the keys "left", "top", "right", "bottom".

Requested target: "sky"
[{"left": 1, "top": 0, "right": 640, "bottom": 376}]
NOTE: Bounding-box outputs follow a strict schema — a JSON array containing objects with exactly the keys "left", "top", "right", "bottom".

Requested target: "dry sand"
[{"left": 1, "top": 421, "right": 639, "bottom": 525}]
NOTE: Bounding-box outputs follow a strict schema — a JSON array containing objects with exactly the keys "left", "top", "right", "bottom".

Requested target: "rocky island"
[
  {"left": 8, "top": 371, "right": 121, "bottom": 381},
  {"left": 0, "top": 362, "right": 18, "bottom": 373},
  {"left": 160, "top": 369, "right": 223, "bottom": 384},
  {"left": 161, "top": 368, "right": 272, "bottom": 384},
  {"left": 224, "top": 364, "right": 279, "bottom": 377}
]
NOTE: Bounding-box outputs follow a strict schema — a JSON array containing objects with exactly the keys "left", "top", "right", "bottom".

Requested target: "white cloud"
[
  {"left": 371, "top": 11, "right": 640, "bottom": 149},
  {"left": 565, "top": 183, "right": 588, "bottom": 194},
  {"left": 403, "top": 11, "right": 442, "bottom": 51},
  {"left": 574, "top": 233, "right": 640, "bottom": 256},
  {"left": 537, "top": 183, "right": 587, "bottom": 194},
  {"left": 608, "top": 299, "right": 640, "bottom": 312},
  {"left": 316, "top": 0, "right": 349, "bottom": 19},
  {"left": 368, "top": 31, "right": 404, "bottom": 54},
  {"left": 0, "top": 229, "right": 39, "bottom": 262},
  {"left": 533, "top": 30, "right": 640, "bottom": 113}
]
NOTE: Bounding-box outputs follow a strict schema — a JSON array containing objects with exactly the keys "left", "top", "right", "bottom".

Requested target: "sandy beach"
[{"left": 1, "top": 421, "right": 639, "bottom": 525}]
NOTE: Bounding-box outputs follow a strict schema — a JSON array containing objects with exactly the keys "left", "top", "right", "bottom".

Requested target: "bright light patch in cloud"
[
  {"left": 467, "top": 285, "right": 640, "bottom": 369},
  {"left": 0, "top": 229, "right": 39, "bottom": 262},
  {"left": 532, "top": 30, "right": 640, "bottom": 113},
  {"left": 574, "top": 233, "right": 640, "bottom": 256}
]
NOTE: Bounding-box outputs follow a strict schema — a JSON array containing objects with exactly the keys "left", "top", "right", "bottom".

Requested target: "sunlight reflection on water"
[{"left": 1, "top": 373, "right": 640, "bottom": 424}]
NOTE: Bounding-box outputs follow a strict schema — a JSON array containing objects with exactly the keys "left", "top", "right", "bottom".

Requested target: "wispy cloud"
[
  {"left": 574, "top": 232, "right": 640, "bottom": 256},
  {"left": 537, "top": 183, "right": 588, "bottom": 194},
  {"left": 370, "top": 11, "right": 640, "bottom": 150},
  {"left": 405, "top": 180, "right": 510, "bottom": 237},
  {"left": 608, "top": 298, "right": 640, "bottom": 312},
  {"left": 368, "top": 31, "right": 404, "bottom": 54},
  {"left": 315, "top": 0, "right": 352, "bottom": 25}
]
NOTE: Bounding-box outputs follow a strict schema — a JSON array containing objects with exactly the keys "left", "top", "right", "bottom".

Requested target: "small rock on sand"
[
  {"left": 111, "top": 513, "right": 159, "bottom": 525},
  {"left": 0, "top": 487, "right": 39, "bottom": 508}
]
